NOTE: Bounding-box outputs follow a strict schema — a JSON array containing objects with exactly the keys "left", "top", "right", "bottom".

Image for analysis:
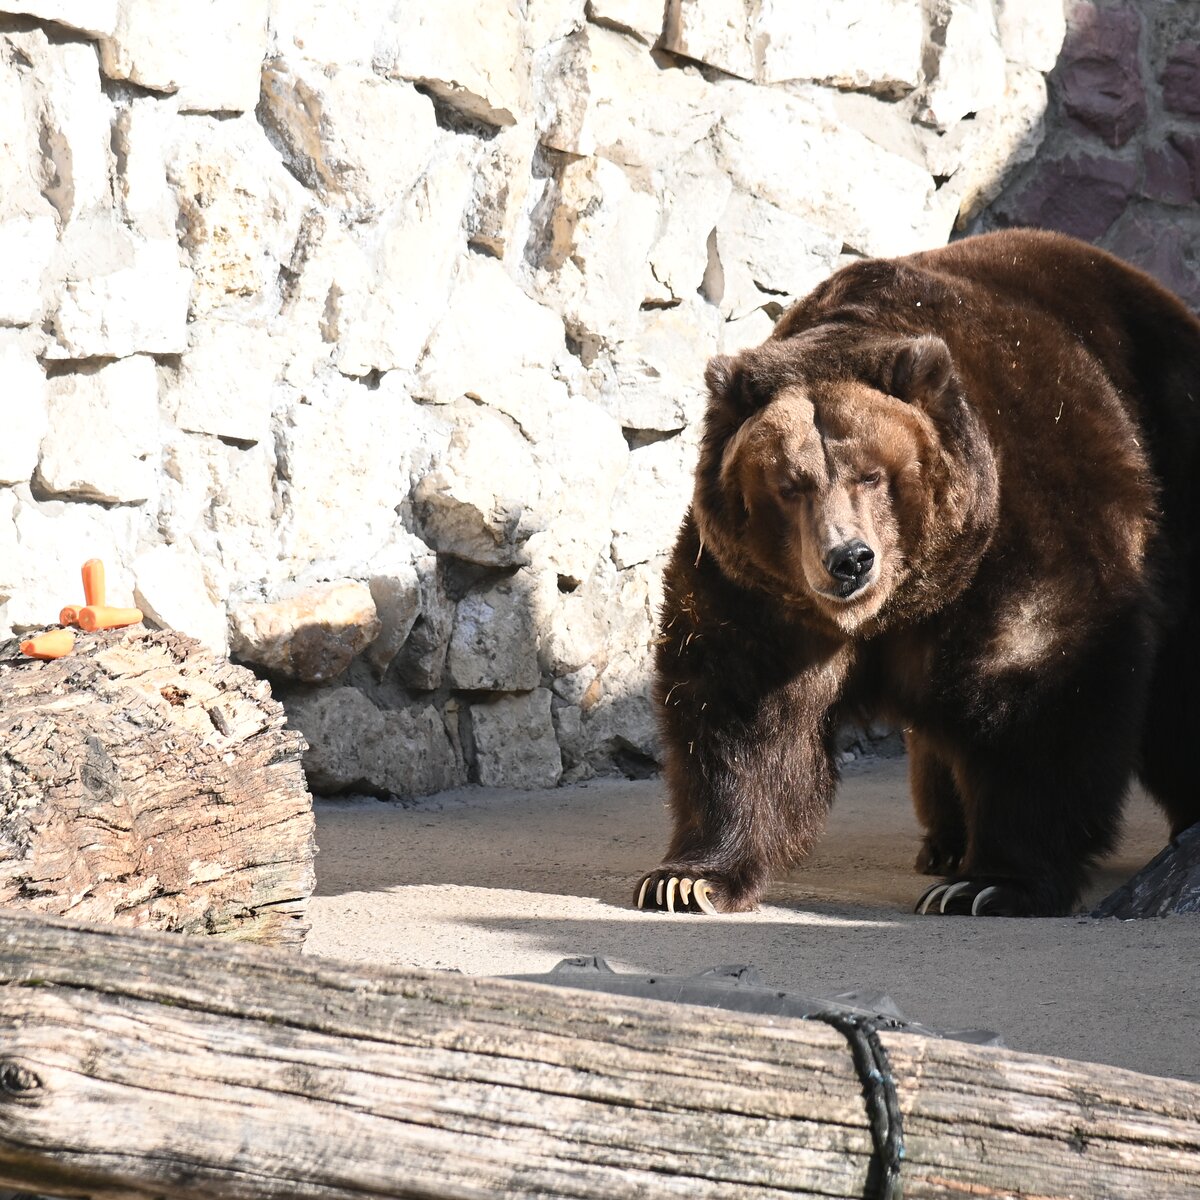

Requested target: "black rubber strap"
[{"left": 807, "top": 1012, "right": 904, "bottom": 1200}]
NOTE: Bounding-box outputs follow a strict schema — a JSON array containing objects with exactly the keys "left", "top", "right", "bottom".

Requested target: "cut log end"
[{"left": 0, "top": 627, "right": 315, "bottom": 948}]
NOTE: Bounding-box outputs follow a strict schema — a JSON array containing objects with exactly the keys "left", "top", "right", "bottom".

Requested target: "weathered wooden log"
[
  {"left": 0, "top": 909, "right": 1196, "bottom": 1200},
  {"left": 0, "top": 627, "right": 315, "bottom": 946}
]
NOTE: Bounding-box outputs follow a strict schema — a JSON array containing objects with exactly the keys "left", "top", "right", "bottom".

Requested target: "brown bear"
[{"left": 636, "top": 227, "right": 1200, "bottom": 918}]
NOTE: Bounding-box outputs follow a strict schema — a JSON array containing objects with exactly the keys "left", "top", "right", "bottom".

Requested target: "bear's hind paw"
[{"left": 635, "top": 872, "right": 719, "bottom": 914}]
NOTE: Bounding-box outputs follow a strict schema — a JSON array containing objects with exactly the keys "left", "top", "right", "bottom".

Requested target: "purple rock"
[
  {"left": 1143, "top": 142, "right": 1194, "bottom": 205},
  {"left": 1161, "top": 42, "right": 1200, "bottom": 118},
  {"left": 1000, "top": 153, "right": 1139, "bottom": 242},
  {"left": 1107, "top": 216, "right": 1200, "bottom": 305},
  {"left": 1058, "top": 2, "right": 1147, "bottom": 147}
]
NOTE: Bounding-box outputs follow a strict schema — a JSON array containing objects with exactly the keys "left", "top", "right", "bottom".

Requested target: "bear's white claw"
[
  {"left": 679, "top": 878, "right": 693, "bottom": 906},
  {"left": 916, "top": 883, "right": 949, "bottom": 914},
  {"left": 692, "top": 880, "right": 719, "bottom": 915},
  {"left": 939, "top": 881, "right": 973, "bottom": 913},
  {"left": 636, "top": 877, "right": 651, "bottom": 910},
  {"left": 665, "top": 876, "right": 679, "bottom": 913},
  {"left": 970, "top": 885, "right": 1002, "bottom": 916},
  {"left": 655, "top": 878, "right": 665, "bottom": 907}
]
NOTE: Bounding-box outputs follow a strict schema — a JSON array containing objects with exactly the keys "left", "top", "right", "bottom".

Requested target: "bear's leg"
[
  {"left": 918, "top": 609, "right": 1150, "bottom": 917},
  {"left": 637, "top": 669, "right": 843, "bottom": 915},
  {"left": 1137, "top": 610, "right": 1200, "bottom": 838},
  {"left": 908, "top": 732, "right": 966, "bottom": 875}
]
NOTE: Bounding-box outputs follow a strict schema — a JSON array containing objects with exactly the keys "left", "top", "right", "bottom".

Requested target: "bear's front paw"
[
  {"left": 914, "top": 833, "right": 965, "bottom": 876},
  {"left": 634, "top": 868, "right": 757, "bottom": 914},
  {"left": 914, "top": 877, "right": 1066, "bottom": 917}
]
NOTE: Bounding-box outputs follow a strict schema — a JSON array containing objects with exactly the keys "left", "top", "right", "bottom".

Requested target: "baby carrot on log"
[
  {"left": 20, "top": 630, "right": 75, "bottom": 659},
  {"left": 81, "top": 558, "right": 105, "bottom": 607},
  {"left": 78, "top": 606, "right": 143, "bottom": 632}
]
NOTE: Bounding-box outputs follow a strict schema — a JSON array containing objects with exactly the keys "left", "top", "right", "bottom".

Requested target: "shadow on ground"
[{"left": 306, "top": 757, "right": 1197, "bottom": 1083}]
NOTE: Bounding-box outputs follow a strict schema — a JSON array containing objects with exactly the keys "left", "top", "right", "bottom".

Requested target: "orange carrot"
[
  {"left": 78, "top": 605, "right": 143, "bottom": 632},
  {"left": 20, "top": 629, "right": 75, "bottom": 659},
  {"left": 59, "top": 605, "right": 82, "bottom": 626},
  {"left": 81, "top": 558, "right": 105, "bottom": 607}
]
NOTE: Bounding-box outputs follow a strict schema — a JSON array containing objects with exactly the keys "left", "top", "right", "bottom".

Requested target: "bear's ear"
[
  {"left": 885, "top": 336, "right": 953, "bottom": 405},
  {"left": 705, "top": 354, "right": 736, "bottom": 401}
]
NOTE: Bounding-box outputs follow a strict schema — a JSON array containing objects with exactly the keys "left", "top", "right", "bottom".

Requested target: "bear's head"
[{"left": 693, "top": 324, "right": 997, "bottom": 635}]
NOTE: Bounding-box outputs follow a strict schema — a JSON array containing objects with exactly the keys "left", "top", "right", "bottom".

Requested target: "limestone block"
[
  {"left": 5, "top": 28, "right": 111, "bottom": 224},
  {"left": 597, "top": 298, "right": 720, "bottom": 432},
  {"left": 259, "top": 60, "right": 439, "bottom": 212},
  {"left": 538, "top": 25, "right": 718, "bottom": 169},
  {"left": 0, "top": 334, "right": 48, "bottom": 485},
  {"left": 416, "top": 254, "right": 569, "bottom": 439},
  {"left": 286, "top": 687, "right": 465, "bottom": 797},
  {"left": 610, "top": 432, "right": 698, "bottom": 569},
  {"left": 466, "top": 123, "right": 538, "bottom": 258},
  {"left": 527, "top": 559, "right": 606, "bottom": 677},
  {"left": 662, "top": 0, "right": 756, "bottom": 81},
  {"left": 229, "top": 581, "right": 380, "bottom": 683},
  {"left": 710, "top": 191, "right": 840, "bottom": 321},
  {"left": 2, "top": 486, "right": 139, "bottom": 631},
  {"left": 133, "top": 544, "right": 228, "bottom": 655},
  {"left": 529, "top": 391, "right": 629, "bottom": 581},
  {"left": 714, "top": 84, "right": 947, "bottom": 257},
  {"left": 447, "top": 574, "right": 540, "bottom": 691},
  {"left": 267, "top": 0, "right": 391, "bottom": 66},
  {"left": 470, "top": 689, "right": 563, "bottom": 788},
  {"left": 648, "top": 143, "right": 733, "bottom": 302},
  {"left": 332, "top": 143, "right": 477, "bottom": 377},
  {"left": 167, "top": 115, "right": 309, "bottom": 318},
  {"left": 157, "top": 434, "right": 281, "bottom": 585},
  {"left": 587, "top": 0, "right": 666, "bottom": 44},
  {"left": 994, "top": 0, "right": 1067, "bottom": 71},
  {"left": 920, "top": 0, "right": 1008, "bottom": 132},
  {"left": 0, "top": 0, "right": 117, "bottom": 37},
  {"left": 664, "top": 0, "right": 923, "bottom": 94},
  {"left": 162, "top": 318, "right": 279, "bottom": 446},
  {"left": 524, "top": 0, "right": 588, "bottom": 51},
  {"left": 276, "top": 372, "right": 451, "bottom": 571},
  {"left": 720, "top": 308, "right": 777, "bottom": 355},
  {"left": 112, "top": 98, "right": 179, "bottom": 240},
  {"left": 756, "top": 0, "right": 924, "bottom": 94},
  {"left": 931, "top": 65, "right": 1048, "bottom": 226},
  {"left": 99, "top": 0, "right": 270, "bottom": 113},
  {"left": 1058, "top": 2, "right": 1146, "bottom": 148},
  {"left": 413, "top": 401, "right": 543, "bottom": 567},
  {"left": 570, "top": 650, "right": 659, "bottom": 771},
  {"left": 381, "top": 0, "right": 527, "bottom": 126},
  {"left": 36, "top": 356, "right": 159, "bottom": 504},
  {"left": 44, "top": 232, "right": 191, "bottom": 360},
  {"left": 0, "top": 214, "right": 56, "bottom": 325},
  {"left": 391, "top": 555, "right": 454, "bottom": 690},
  {"left": 531, "top": 155, "right": 659, "bottom": 342},
  {"left": 365, "top": 550, "right": 423, "bottom": 677}
]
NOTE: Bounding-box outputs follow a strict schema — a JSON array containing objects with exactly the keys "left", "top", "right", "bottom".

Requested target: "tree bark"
[
  {"left": 0, "top": 627, "right": 315, "bottom": 947},
  {"left": 1092, "top": 822, "right": 1200, "bottom": 917},
  {"left": 0, "top": 909, "right": 1195, "bottom": 1200}
]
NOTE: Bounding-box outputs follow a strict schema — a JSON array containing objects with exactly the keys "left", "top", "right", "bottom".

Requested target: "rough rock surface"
[{"left": 1, "top": 0, "right": 1183, "bottom": 796}]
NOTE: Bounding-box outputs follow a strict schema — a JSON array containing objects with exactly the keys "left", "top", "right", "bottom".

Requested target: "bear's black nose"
[{"left": 825, "top": 540, "right": 875, "bottom": 585}]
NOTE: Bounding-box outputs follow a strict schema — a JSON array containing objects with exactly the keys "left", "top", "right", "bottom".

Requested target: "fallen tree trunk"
[
  {"left": 0, "top": 910, "right": 1196, "bottom": 1200},
  {"left": 0, "top": 628, "right": 315, "bottom": 946}
]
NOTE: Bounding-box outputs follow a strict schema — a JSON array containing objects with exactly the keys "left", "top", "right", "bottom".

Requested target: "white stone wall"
[{"left": 0, "top": 0, "right": 1064, "bottom": 794}]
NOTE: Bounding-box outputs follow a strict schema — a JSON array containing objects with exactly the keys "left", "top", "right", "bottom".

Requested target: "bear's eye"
[
  {"left": 778, "top": 476, "right": 813, "bottom": 500},
  {"left": 858, "top": 470, "right": 882, "bottom": 487}
]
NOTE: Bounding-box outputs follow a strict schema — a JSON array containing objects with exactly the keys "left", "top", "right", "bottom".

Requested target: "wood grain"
[
  {"left": 0, "top": 910, "right": 1195, "bottom": 1199},
  {"left": 0, "top": 628, "right": 314, "bottom": 946}
]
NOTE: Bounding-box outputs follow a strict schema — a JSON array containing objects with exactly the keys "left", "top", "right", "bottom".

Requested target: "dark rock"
[
  {"left": 998, "top": 153, "right": 1138, "bottom": 241},
  {"left": 1142, "top": 142, "right": 1194, "bottom": 205},
  {"left": 1058, "top": 2, "right": 1147, "bottom": 147},
  {"left": 1161, "top": 41, "right": 1200, "bottom": 118},
  {"left": 1107, "top": 215, "right": 1200, "bottom": 307}
]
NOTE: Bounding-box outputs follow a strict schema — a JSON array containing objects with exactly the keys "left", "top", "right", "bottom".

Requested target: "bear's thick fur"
[{"left": 638, "top": 228, "right": 1200, "bottom": 918}]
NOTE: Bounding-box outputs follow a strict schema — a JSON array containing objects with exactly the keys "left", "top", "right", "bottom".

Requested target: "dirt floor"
[{"left": 306, "top": 756, "right": 1198, "bottom": 1083}]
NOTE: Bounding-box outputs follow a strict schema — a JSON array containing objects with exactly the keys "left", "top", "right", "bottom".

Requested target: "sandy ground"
[{"left": 306, "top": 756, "right": 1199, "bottom": 1083}]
